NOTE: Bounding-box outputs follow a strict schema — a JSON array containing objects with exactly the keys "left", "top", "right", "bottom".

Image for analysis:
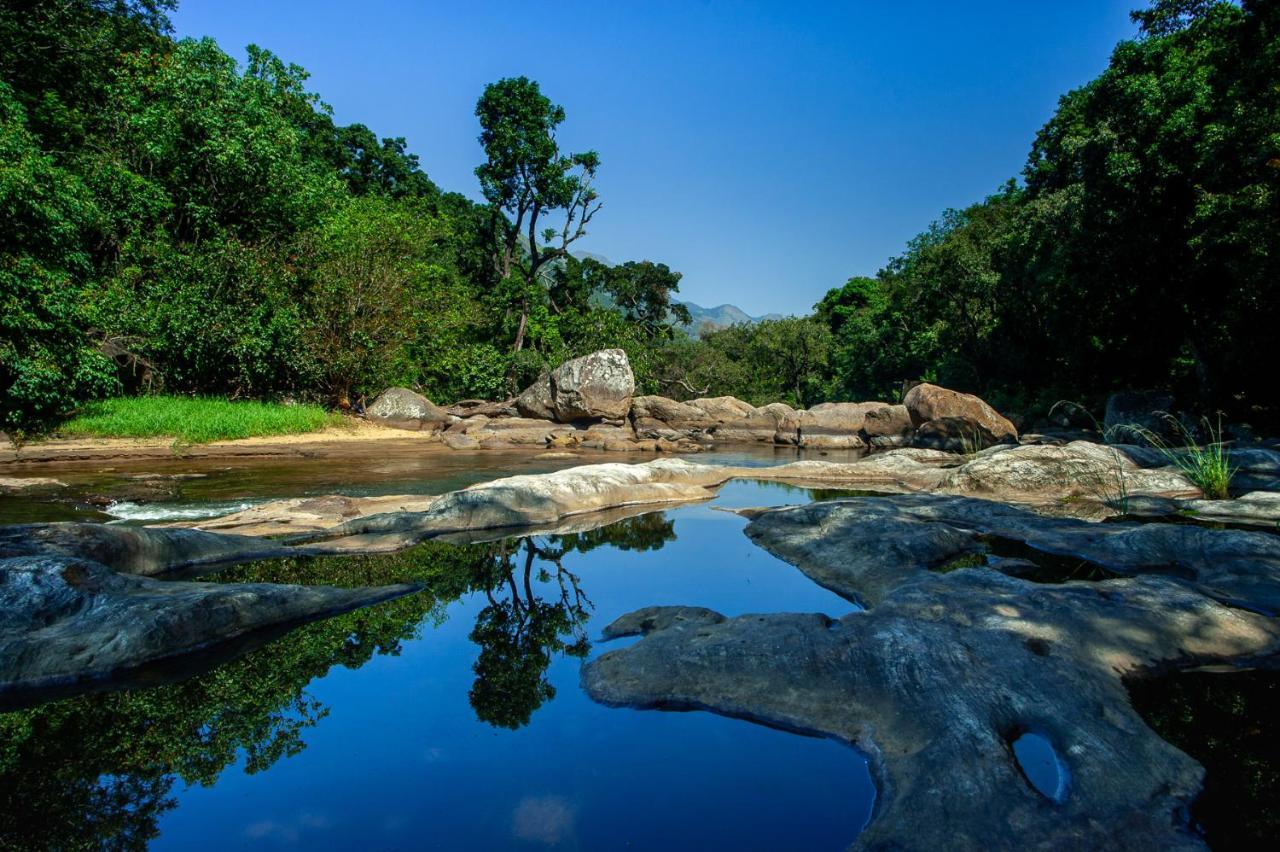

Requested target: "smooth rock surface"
[{"left": 367, "top": 388, "right": 451, "bottom": 431}]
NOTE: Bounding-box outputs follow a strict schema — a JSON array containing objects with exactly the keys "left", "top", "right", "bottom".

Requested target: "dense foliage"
[
  {"left": 811, "top": 0, "right": 1279, "bottom": 422},
  {"left": 0, "top": 1, "right": 689, "bottom": 433},
  {"left": 2, "top": 0, "right": 1275, "bottom": 433}
]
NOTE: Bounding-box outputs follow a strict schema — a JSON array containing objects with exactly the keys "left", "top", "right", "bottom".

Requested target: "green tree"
[
  {"left": 475, "top": 77, "right": 601, "bottom": 354},
  {"left": 0, "top": 82, "right": 117, "bottom": 432}
]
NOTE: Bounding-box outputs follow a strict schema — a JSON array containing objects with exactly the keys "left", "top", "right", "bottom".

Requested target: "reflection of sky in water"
[{"left": 151, "top": 480, "right": 875, "bottom": 850}]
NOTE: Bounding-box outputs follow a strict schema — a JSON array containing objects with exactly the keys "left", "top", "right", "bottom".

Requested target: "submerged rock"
[{"left": 584, "top": 494, "right": 1280, "bottom": 850}]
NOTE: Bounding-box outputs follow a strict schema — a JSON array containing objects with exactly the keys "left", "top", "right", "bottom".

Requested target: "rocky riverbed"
[{"left": 4, "top": 406, "right": 1280, "bottom": 846}]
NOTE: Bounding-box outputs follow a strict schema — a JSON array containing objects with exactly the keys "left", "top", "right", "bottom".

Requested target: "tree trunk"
[{"left": 512, "top": 305, "right": 529, "bottom": 353}]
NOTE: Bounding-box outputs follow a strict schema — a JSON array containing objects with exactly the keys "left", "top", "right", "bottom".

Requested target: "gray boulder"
[
  {"left": 1103, "top": 389, "right": 1179, "bottom": 444},
  {"left": 367, "top": 387, "right": 451, "bottom": 431},
  {"left": 550, "top": 348, "right": 635, "bottom": 421},
  {"left": 513, "top": 349, "right": 637, "bottom": 422}
]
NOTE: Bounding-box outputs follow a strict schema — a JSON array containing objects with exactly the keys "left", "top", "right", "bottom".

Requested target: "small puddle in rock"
[
  {"left": 1127, "top": 668, "right": 1280, "bottom": 848},
  {"left": 1011, "top": 731, "right": 1069, "bottom": 802},
  {"left": 933, "top": 536, "right": 1121, "bottom": 584}
]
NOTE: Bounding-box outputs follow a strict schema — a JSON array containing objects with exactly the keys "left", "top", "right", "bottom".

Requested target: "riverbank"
[{"left": 0, "top": 421, "right": 443, "bottom": 466}]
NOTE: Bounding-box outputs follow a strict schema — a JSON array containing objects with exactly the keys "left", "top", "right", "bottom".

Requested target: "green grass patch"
[
  {"left": 1126, "top": 415, "right": 1236, "bottom": 501},
  {"left": 60, "top": 396, "right": 346, "bottom": 444}
]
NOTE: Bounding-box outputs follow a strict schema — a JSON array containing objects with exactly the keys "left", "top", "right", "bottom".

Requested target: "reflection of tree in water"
[
  {"left": 0, "top": 511, "right": 674, "bottom": 849},
  {"left": 1128, "top": 669, "right": 1279, "bottom": 849},
  {"left": 468, "top": 511, "right": 676, "bottom": 729}
]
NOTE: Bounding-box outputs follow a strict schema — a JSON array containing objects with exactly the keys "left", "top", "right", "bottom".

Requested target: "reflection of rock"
[
  {"left": 584, "top": 495, "right": 1280, "bottom": 851},
  {"left": 0, "top": 554, "right": 415, "bottom": 697}
]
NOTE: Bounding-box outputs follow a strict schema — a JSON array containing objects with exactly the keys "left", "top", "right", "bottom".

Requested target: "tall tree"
[{"left": 475, "top": 77, "right": 601, "bottom": 353}]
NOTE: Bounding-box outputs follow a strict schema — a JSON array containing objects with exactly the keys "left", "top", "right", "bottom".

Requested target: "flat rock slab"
[{"left": 584, "top": 495, "right": 1280, "bottom": 850}]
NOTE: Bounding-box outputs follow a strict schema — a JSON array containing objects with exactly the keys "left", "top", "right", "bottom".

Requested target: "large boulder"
[
  {"left": 904, "top": 383, "right": 1017, "bottom": 449},
  {"left": 1104, "top": 389, "right": 1178, "bottom": 444},
  {"left": 550, "top": 349, "right": 635, "bottom": 421},
  {"left": 514, "top": 350, "right": 636, "bottom": 422},
  {"left": 367, "top": 388, "right": 451, "bottom": 432}
]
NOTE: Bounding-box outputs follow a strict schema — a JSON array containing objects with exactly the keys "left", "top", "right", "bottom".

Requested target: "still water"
[{"left": 0, "top": 479, "right": 878, "bottom": 850}]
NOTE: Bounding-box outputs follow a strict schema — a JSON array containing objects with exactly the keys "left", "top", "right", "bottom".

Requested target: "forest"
[{"left": 3, "top": 0, "right": 1277, "bottom": 435}]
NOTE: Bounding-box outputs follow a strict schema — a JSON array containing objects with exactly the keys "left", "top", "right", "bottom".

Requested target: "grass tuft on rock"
[
  {"left": 60, "top": 396, "right": 346, "bottom": 444},
  {"left": 1128, "top": 415, "right": 1236, "bottom": 501}
]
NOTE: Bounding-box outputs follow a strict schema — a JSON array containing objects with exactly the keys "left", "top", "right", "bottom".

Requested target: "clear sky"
[{"left": 172, "top": 0, "right": 1139, "bottom": 316}]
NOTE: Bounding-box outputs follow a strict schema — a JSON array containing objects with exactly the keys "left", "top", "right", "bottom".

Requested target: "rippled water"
[{"left": 0, "top": 480, "right": 878, "bottom": 850}]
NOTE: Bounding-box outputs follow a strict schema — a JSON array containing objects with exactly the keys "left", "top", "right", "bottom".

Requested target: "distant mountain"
[
  {"left": 565, "top": 252, "right": 784, "bottom": 336},
  {"left": 675, "top": 301, "right": 784, "bottom": 336}
]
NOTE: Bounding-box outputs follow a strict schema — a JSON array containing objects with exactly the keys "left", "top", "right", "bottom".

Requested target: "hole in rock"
[
  {"left": 1011, "top": 731, "right": 1069, "bottom": 803},
  {"left": 1128, "top": 668, "right": 1280, "bottom": 848}
]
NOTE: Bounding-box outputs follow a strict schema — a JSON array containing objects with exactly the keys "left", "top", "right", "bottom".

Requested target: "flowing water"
[{"left": 0, "top": 455, "right": 881, "bottom": 850}]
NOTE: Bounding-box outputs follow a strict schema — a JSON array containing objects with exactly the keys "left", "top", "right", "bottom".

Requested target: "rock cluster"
[{"left": 366, "top": 349, "right": 1026, "bottom": 454}]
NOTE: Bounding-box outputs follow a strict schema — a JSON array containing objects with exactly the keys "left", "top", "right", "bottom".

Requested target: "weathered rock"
[
  {"left": 471, "top": 417, "right": 576, "bottom": 447},
  {"left": 550, "top": 349, "right": 635, "bottom": 421},
  {"left": 160, "top": 494, "right": 440, "bottom": 537},
  {"left": 584, "top": 495, "right": 1280, "bottom": 851},
  {"left": 782, "top": 402, "right": 904, "bottom": 449},
  {"left": 937, "top": 441, "right": 1197, "bottom": 501},
  {"left": 367, "top": 388, "right": 451, "bottom": 432},
  {"left": 904, "top": 383, "right": 1017, "bottom": 448},
  {"left": 0, "top": 522, "right": 294, "bottom": 576},
  {"left": 744, "top": 494, "right": 1280, "bottom": 610},
  {"left": 0, "top": 554, "right": 415, "bottom": 699},
  {"left": 629, "top": 394, "right": 784, "bottom": 444},
  {"left": 514, "top": 373, "right": 556, "bottom": 420},
  {"left": 1123, "top": 490, "right": 1280, "bottom": 529}
]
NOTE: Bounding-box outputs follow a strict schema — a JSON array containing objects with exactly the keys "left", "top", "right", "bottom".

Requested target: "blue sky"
[{"left": 173, "top": 1, "right": 1138, "bottom": 315}]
